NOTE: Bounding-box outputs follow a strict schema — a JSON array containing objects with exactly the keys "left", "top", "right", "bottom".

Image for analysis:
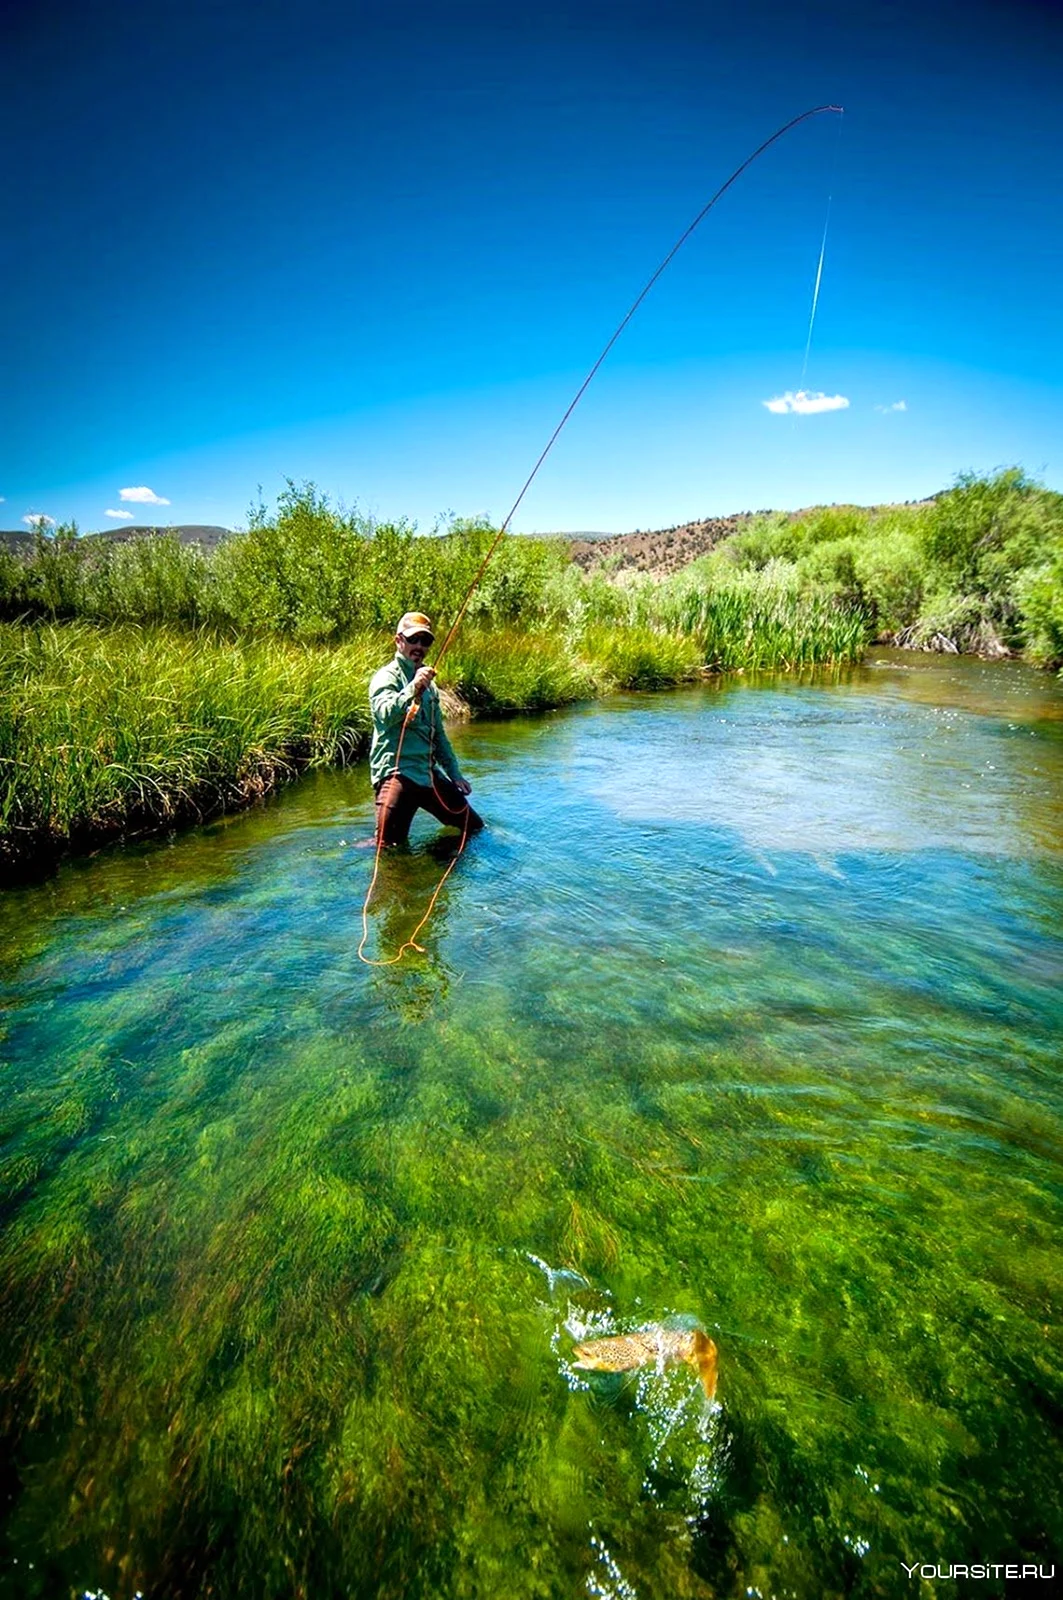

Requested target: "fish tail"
[{"left": 690, "top": 1330, "right": 718, "bottom": 1402}]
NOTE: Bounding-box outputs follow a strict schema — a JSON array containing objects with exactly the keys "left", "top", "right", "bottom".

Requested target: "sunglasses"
[{"left": 405, "top": 633, "right": 434, "bottom": 647}]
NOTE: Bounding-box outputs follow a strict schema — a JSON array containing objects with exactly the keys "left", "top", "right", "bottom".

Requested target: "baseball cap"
[{"left": 396, "top": 612, "right": 434, "bottom": 640}]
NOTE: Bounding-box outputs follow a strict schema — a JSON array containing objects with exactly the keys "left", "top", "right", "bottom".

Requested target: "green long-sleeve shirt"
[{"left": 368, "top": 653, "right": 464, "bottom": 789}]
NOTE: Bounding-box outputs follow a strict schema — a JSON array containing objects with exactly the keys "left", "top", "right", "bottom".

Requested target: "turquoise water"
[{"left": 1, "top": 653, "right": 1061, "bottom": 1599}]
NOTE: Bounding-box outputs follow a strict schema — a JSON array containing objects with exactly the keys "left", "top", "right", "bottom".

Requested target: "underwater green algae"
[{"left": 1, "top": 655, "right": 1061, "bottom": 1599}]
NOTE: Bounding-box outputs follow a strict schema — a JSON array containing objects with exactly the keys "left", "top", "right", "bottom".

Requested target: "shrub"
[
  {"left": 850, "top": 516, "right": 928, "bottom": 635},
  {"left": 1016, "top": 554, "right": 1063, "bottom": 668},
  {"left": 919, "top": 469, "right": 1061, "bottom": 602},
  {"left": 23, "top": 524, "right": 85, "bottom": 617},
  {"left": 82, "top": 533, "right": 209, "bottom": 624}
]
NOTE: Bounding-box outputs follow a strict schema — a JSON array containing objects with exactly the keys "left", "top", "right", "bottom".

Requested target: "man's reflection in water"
[{"left": 362, "top": 834, "right": 468, "bottom": 1015}]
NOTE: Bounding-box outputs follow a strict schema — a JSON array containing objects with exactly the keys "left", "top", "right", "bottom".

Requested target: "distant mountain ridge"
[
  {"left": 84, "top": 524, "right": 233, "bottom": 550},
  {"left": 0, "top": 524, "right": 233, "bottom": 553},
  {"left": 564, "top": 497, "right": 938, "bottom": 577}
]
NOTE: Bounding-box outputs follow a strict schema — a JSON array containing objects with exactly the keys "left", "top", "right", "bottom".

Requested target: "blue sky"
[{"left": 2, "top": 0, "right": 1061, "bottom": 535}]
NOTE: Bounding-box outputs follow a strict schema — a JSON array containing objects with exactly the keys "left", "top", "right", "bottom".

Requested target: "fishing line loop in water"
[{"left": 358, "top": 104, "right": 844, "bottom": 965}]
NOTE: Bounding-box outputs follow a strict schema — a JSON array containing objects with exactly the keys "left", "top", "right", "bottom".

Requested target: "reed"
[
  {"left": 668, "top": 586, "right": 867, "bottom": 671},
  {"left": 0, "top": 623, "right": 379, "bottom": 864},
  {"left": 564, "top": 564, "right": 869, "bottom": 674},
  {"left": 443, "top": 626, "right": 596, "bottom": 711},
  {"left": 7, "top": 471, "right": 1059, "bottom": 665},
  {"left": 692, "top": 470, "right": 1063, "bottom": 662}
]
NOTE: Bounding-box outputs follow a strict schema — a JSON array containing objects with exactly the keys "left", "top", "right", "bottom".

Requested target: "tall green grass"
[
  {"left": 0, "top": 624, "right": 378, "bottom": 862},
  {"left": 578, "top": 623, "right": 705, "bottom": 688},
  {"left": 5, "top": 472, "right": 1060, "bottom": 667},
  {"left": 0, "top": 477, "right": 873, "bottom": 865},
  {"left": 638, "top": 568, "right": 868, "bottom": 670},
  {"left": 0, "top": 600, "right": 868, "bottom": 868},
  {"left": 443, "top": 626, "right": 598, "bottom": 710}
]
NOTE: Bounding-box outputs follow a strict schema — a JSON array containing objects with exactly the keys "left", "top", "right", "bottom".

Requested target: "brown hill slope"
[
  {"left": 568, "top": 512, "right": 757, "bottom": 577},
  {"left": 567, "top": 498, "right": 936, "bottom": 578}
]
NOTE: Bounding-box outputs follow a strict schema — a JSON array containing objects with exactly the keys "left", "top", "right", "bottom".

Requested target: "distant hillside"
[
  {"left": 566, "top": 499, "right": 938, "bottom": 578},
  {"left": 0, "top": 533, "right": 35, "bottom": 555},
  {"left": 530, "top": 531, "right": 616, "bottom": 542},
  {"left": 569, "top": 512, "right": 758, "bottom": 576},
  {"left": 0, "top": 524, "right": 233, "bottom": 554},
  {"left": 83, "top": 524, "right": 233, "bottom": 550}
]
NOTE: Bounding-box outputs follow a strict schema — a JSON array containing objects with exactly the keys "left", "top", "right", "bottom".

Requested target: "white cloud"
[
  {"left": 763, "top": 390, "right": 850, "bottom": 416},
  {"left": 875, "top": 400, "right": 908, "bottom": 413},
  {"left": 119, "top": 485, "right": 170, "bottom": 505},
  {"left": 106, "top": 508, "right": 136, "bottom": 520},
  {"left": 22, "top": 512, "right": 55, "bottom": 527}
]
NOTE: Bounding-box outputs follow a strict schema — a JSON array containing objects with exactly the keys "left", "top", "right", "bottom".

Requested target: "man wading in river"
[{"left": 369, "top": 612, "right": 484, "bottom": 846}]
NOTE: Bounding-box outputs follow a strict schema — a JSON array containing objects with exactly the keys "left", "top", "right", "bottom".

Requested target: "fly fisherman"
[{"left": 368, "top": 612, "right": 484, "bottom": 846}]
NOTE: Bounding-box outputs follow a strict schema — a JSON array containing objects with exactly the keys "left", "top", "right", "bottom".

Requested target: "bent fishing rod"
[
  {"left": 422, "top": 102, "right": 844, "bottom": 685},
  {"left": 360, "top": 103, "right": 843, "bottom": 964}
]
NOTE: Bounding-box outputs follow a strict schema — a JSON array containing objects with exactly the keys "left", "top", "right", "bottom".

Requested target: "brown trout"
[{"left": 571, "top": 1326, "right": 718, "bottom": 1402}]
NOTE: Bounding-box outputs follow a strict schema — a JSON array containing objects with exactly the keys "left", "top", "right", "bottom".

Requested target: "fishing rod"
[
  {"left": 359, "top": 103, "right": 844, "bottom": 964},
  {"left": 427, "top": 102, "right": 843, "bottom": 677}
]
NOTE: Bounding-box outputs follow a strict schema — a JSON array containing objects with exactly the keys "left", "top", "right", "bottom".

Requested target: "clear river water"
[{"left": 1, "top": 652, "right": 1061, "bottom": 1599}]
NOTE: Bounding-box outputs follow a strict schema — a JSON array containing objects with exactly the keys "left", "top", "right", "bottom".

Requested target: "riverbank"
[
  {"left": 0, "top": 605, "right": 864, "bottom": 874},
  {"left": 6, "top": 461, "right": 1060, "bottom": 874}
]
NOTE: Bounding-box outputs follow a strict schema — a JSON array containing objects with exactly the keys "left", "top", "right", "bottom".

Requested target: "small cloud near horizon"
[
  {"left": 763, "top": 390, "right": 850, "bottom": 416},
  {"left": 22, "top": 512, "right": 56, "bottom": 527},
  {"left": 119, "top": 485, "right": 170, "bottom": 505},
  {"left": 106, "top": 508, "right": 135, "bottom": 520},
  {"left": 875, "top": 400, "right": 908, "bottom": 413}
]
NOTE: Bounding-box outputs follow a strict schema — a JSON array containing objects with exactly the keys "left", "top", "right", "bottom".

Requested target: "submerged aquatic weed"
[{"left": 2, "top": 666, "right": 1062, "bottom": 1596}]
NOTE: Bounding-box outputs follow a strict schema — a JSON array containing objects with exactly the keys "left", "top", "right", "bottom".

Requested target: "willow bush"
[
  {"left": 686, "top": 468, "right": 1063, "bottom": 663},
  {"left": 0, "top": 485, "right": 570, "bottom": 641},
  {"left": 6, "top": 470, "right": 1058, "bottom": 665}
]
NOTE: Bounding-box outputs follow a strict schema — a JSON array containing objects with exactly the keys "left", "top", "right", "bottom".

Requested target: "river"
[{"left": 1, "top": 652, "right": 1061, "bottom": 1598}]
